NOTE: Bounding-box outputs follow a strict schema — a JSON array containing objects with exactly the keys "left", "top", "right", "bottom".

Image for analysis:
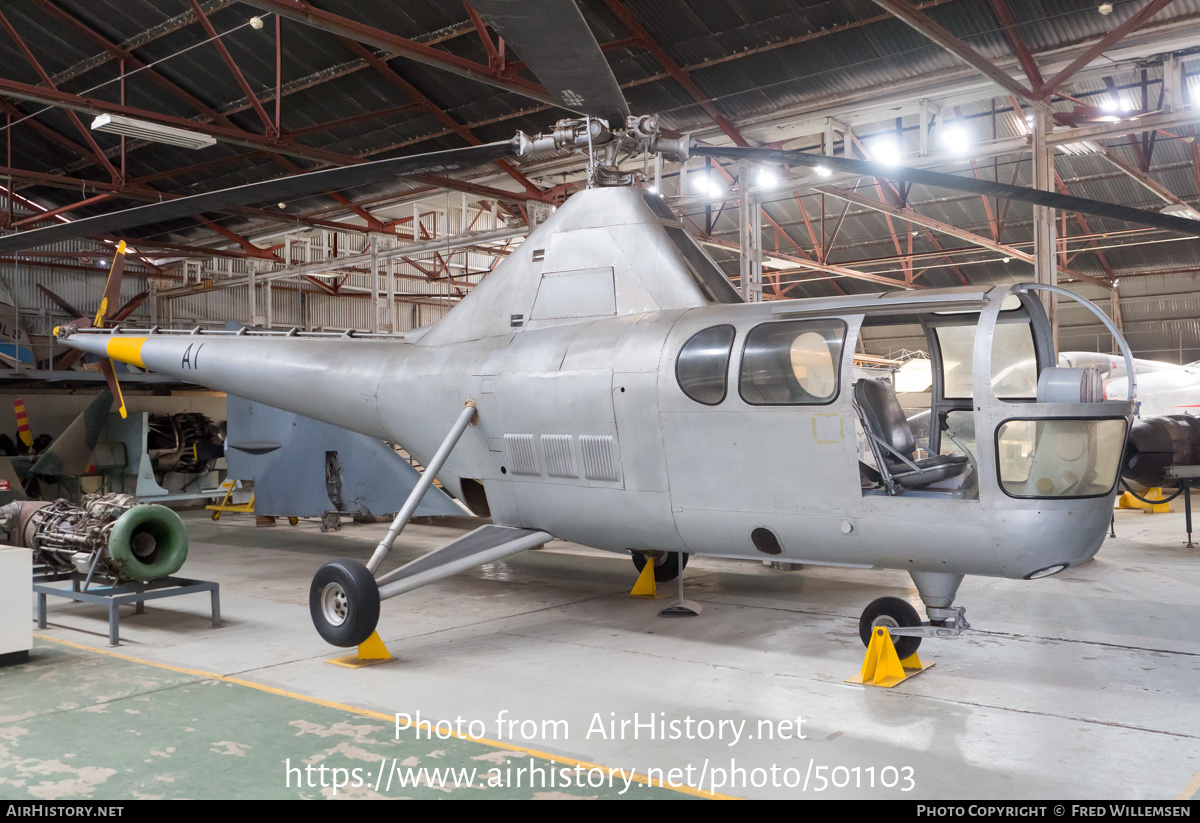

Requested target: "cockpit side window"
[
  {"left": 739, "top": 319, "right": 847, "bottom": 405},
  {"left": 676, "top": 324, "right": 736, "bottom": 405}
]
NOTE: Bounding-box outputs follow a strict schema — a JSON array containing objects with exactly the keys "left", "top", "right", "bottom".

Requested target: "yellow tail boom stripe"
[{"left": 106, "top": 336, "right": 147, "bottom": 369}]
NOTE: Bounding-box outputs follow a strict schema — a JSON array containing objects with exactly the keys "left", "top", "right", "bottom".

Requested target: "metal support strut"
[{"left": 365, "top": 401, "right": 477, "bottom": 574}]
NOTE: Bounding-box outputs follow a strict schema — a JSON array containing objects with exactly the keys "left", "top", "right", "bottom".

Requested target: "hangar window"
[
  {"left": 739, "top": 319, "right": 846, "bottom": 405},
  {"left": 676, "top": 324, "right": 736, "bottom": 405}
]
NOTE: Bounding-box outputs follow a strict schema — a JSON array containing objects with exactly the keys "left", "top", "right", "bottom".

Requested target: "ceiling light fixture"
[
  {"left": 942, "top": 125, "right": 971, "bottom": 155},
  {"left": 1162, "top": 203, "right": 1200, "bottom": 221},
  {"left": 756, "top": 167, "right": 778, "bottom": 188},
  {"left": 91, "top": 114, "right": 216, "bottom": 150},
  {"left": 873, "top": 138, "right": 902, "bottom": 166}
]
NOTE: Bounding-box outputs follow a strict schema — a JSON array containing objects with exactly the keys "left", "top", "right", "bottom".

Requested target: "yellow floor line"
[
  {"left": 33, "top": 633, "right": 735, "bottom": 800},
  {"left": 1176, "top": 767, "right": 1200, "bottom": 800}
]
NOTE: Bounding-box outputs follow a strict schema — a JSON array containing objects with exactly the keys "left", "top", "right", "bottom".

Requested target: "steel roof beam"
[
  {"left": 868, "top": 0, "right": 1037, "bottom": 103},
  {"left": 339, "top": 39, "right": 540, "bottom": 197},
  {"left": 48, "top": 0, "right": 238, "bottom": 88},
  {"left": 30, "top": 0, "right": 238, "bottom": 132},
  {"left": 986, "top": 0, "right": 1044, "bottom": 93},
  {"left": 0, "top": 98, "right": 102, "bottom": 168},
  {"left": 185, "top": 0, "right": 277, "bottom": 137},
  {"left": 1040, "top": 0, "right": 1179, "bottom": 97},
  {"left": 815, "top": 184, "right": 1112, "bottom": 286},
  {"left": 0, "top": 8, "right": 123, "bottom": 182},
  {"left": 600, "top": 0, "right": 746, "bottom": 146},
  {"left": 0, "top": 76, "right": 354, "bottom": 166},
  {"left": 238, "top": 0, "right": 556, "bottom": 106},
  {"left": 11, "top": 193, "right": 112, "bottom": 228},
  {"left": 1053, "top": 171, "right": 1116, "bottom": 283},
  {"left": 1100, "top": 146, "right": 1195, "bottom": 210},
  {"left": 698, "top": 235, "right": 924, "bottom": 290}
]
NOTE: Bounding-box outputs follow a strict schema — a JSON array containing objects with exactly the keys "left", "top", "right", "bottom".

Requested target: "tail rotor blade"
[
  {"left": 99, "top": 358, "right": 128, "bottom": 419},
  {"left": 94, "top": 241, "right": 127, "bottom": 329}
]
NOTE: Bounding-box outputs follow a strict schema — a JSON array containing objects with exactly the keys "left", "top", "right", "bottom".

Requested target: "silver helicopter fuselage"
[{"left": 60, "top": 186, "right": 1133, "bottom": 582}]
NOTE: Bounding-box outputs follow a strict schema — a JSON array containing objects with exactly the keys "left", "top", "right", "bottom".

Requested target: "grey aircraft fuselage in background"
[{"left": 57, "top": 185, "right": 1135, "bottom": 644}]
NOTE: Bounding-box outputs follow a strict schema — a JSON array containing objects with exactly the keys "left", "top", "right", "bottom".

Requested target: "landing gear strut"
[{"left": 857, "top": 572, "right": 972, "bottom": 657}]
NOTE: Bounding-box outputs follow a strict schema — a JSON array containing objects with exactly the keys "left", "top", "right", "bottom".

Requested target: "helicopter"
[{"left": 6, "top": 0, "right": 1188, "bottom": 659}]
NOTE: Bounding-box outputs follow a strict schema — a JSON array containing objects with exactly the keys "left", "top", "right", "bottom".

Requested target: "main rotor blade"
[
  {"left": 694, "top": 145, "right": 1200, "bottom": 238},
  {"left": 0, "top": 142, "right": 516, "bottom": 254},
  {"left": 470, "top": 0, "right": 629, "bottom": 124}
]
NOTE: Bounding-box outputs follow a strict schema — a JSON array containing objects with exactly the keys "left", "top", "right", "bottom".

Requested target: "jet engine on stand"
[{"left": 0, "top": 493, "right": 188, "bottom": 583}]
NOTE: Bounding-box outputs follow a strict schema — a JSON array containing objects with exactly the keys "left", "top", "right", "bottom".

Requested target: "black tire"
[
  {"left": 631, "top": 551, "right": 689, "bottom": 583},
  {"left": 858, "top": 596, "right": 923, "bottom": 660},
  {"left": 309, "top": 559, "right": 380, "bottom": 647}
]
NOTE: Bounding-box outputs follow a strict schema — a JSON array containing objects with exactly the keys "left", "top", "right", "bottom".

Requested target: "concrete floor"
[{"left": 5, "top": 504, "right": 1200, "bottom": 800}]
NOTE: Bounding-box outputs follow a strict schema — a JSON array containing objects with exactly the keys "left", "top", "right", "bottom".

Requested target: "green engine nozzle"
[{"left": 107, "top": 504, "right": 189, "bottom": 582}]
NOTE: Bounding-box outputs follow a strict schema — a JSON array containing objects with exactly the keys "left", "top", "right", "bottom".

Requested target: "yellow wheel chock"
[
  {"left": 846, "top": 626, "right": 932, "bottom": 688},
  {"left": 326, "top": 631, "right": 393, "bottom": 668},
  {"left": 629, "top": 559, "right": 658, "bottom": 598},
  {"left": 1118, "top": 486, "right": 1171, "bottom": 513}
]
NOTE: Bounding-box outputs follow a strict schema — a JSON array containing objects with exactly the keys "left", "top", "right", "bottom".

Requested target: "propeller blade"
[
  {"left": 693, "top": 145, "right": 1200, "bottom": 238},
  {"left": 94, "top": 241, "right": 126, "bottom": 328},
  {"left": 99, "top": 358, "right": 128, "bottom": 419},
  {"left": 112, "top": 291, "right": 151, "bottom": 322},
  {"left": 0, "top": 142, "right": 516, "bottom": 254},
  {"left": 36, "top": 285, "right": 85, "bottom": 318},
  {"left": 470, "top": 0, "right": 629, "bottom": 124}
]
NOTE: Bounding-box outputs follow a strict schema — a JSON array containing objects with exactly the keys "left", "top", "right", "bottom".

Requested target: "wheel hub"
[
  {"left": 321, "top": 582, "right": 349, "bottom": 626},
  {"left": 872, "top": 615, "right": 900, "bottom": 632}
]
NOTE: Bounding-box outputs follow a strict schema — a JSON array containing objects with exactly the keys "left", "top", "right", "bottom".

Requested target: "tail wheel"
[
  {"left": 859, "top": 596, "right": 923, "bottom": 660},
  {"left": 309, "top": 559, "right": 380, "bottom": 647},
  {"left": 631, "top": 550, "right": 689, "bottom": 583},
  {"left": 288, "top": 517, "right": 299, "bottom": 526}
]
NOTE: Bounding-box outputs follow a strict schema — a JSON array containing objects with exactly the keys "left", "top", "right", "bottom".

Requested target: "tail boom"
[{"left": 55, "top": 327, "right": 403, "bottom": 442}]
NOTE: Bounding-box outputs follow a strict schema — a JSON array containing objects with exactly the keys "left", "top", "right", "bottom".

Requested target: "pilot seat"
[{"left": 854, "top": 378, "right": 970, "bottom": 492}]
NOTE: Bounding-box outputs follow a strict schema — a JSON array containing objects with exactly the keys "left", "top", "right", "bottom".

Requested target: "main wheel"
[
  {"left": 309, "top": 559, "right": 380, "bottom": 647},
  {"left": 631, "top": 551, "right": 689, "bottom": 583},
  {"left": 859, "top": 596, "right": 923, "bottom": 660}
]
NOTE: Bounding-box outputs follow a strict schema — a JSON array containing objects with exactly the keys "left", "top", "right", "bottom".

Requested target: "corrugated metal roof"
[{"left": 1, "top": 0, "right": 1199, "bottom": 349}]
